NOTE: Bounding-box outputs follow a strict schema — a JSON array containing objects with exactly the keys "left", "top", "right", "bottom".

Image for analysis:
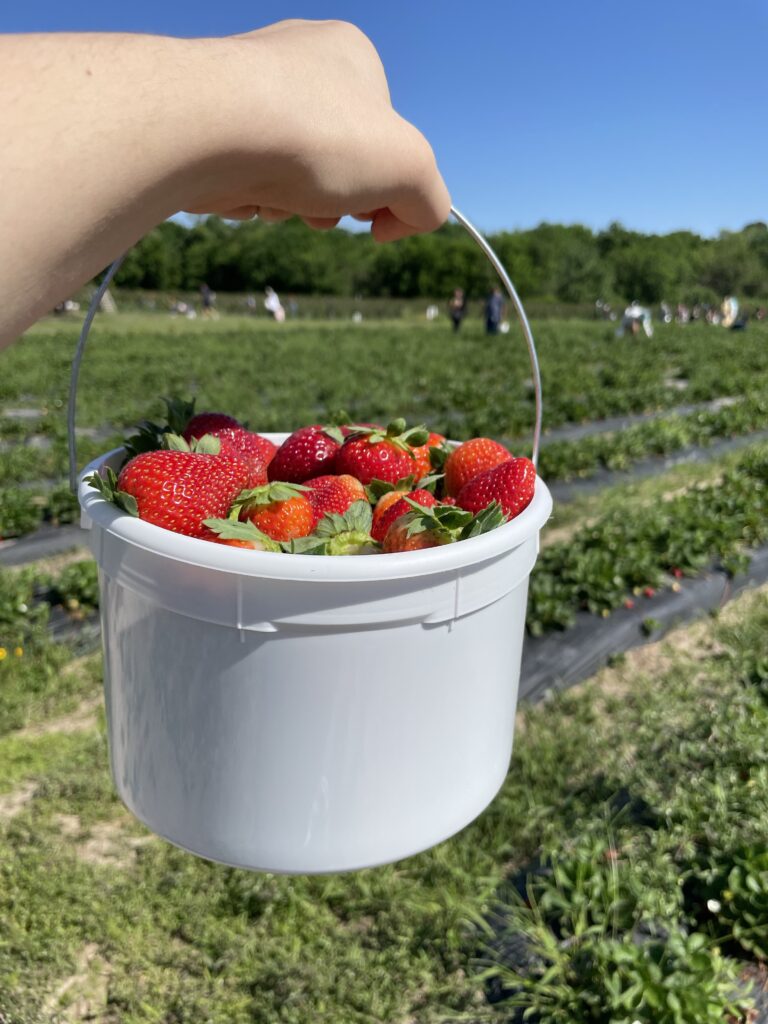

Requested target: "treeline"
[{"left": 114, "top": 217, "right": 768, "bottom": 305}]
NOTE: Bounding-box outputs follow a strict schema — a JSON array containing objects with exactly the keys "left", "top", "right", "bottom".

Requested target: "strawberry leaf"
[
  {"left": 161, "top": 433, "right": 193, "bottom": 453},
  {"left": 365, "top": 476, "right": 415, "bottom": 503},
  {"left": 189, "top": 434, "right": 222, "bottom": 455},
  {"left": 123, "top": 421, "right": 165, "bottom": 459},
  {"left": 163, "top": 396, "right": 196, "bottom": 436},
  {"left": 429, "top": 442, "right": 454, "bottom": 472},
  {"left": 459, "top": 501, "right": 506, "bottom": 539},
  {"left": 203, "top": 518, "right": 281, "bottom": 551},
  {"left": 231, "top": 481, "right": 310, "bottom": 516},
  {"left": 85, "top": 467, "right": 139, "bottom": 517}
]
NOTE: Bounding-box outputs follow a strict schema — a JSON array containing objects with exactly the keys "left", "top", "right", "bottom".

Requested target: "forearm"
[
  {"left": 0, "top": 22, "right": 450, "bottom": 348},
  {"left": 0, "top": 33, "right": 214, "bottom": 347}
]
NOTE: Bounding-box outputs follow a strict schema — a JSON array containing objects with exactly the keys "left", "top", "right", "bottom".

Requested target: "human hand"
[{"left": 182, "top": 20, "right": 451, "bottom": 241}]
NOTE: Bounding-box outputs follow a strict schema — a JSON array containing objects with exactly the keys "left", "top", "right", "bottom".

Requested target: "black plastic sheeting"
[
  {"left": 0, "top": 524, "right": 85, "bottom": 567},
  {"left": 520, "top": 546, "right": 768, "bottom": 702}
]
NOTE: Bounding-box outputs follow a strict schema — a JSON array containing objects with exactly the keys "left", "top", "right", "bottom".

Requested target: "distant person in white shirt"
[{"left": 264, "top": 286, "right": 286, "bottom": 323}]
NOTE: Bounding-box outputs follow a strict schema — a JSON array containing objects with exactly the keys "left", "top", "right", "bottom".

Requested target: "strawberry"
[
  {"left": 371, "top": 489, "right": 408, "bottom": 539},
  {"left": 268, "top": 425, "right": 345, "bottom": 483},
  {"left": 234, "top": 482, "right": 314, "bottom": 541},
  {"left": 87, "top": 439, "right": 248, "bottom": 539},
  {"left": 185, "top": 427, "right": 276, "bottom": 488},
  {"left": 410, "top": 431, "right": 447, "bottom": 481},
  {"left": 456, "top": 457, "right": 536, "bottom": 520},
  {"left": 334, "top": 419, "right": 429, "bottom": 485},
  {"left": 382, "top": 500, "right": 504, "bottom": 553},
  {"left": 371, "top": 488, "right": 437, "bottom": 543},
  {"left": 184, "top": 411, "right": 242, "bottom": 437},
  {"left": 444, "top": 437, "right": 513, "bottom": 497},
  {"left": 305, "top": 474, "right": 367, "bottom": 527}
]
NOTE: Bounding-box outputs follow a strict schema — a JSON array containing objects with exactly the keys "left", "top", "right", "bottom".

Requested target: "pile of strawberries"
[{"left": 87, "top": 399, "right": 536, "bottom": 555}]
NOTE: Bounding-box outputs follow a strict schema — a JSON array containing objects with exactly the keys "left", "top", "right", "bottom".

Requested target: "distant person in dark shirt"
[
  {"left": 485, "top": 287, "right": 505, "bottom": 335},
  {"left": 448, "top": 287, "right": 466, "bottom": 333}
]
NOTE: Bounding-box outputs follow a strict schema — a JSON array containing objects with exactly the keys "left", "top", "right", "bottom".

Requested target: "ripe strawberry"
[
  {"left": 235, "top": 482, "right": 314, "bottom": 541},
  {"left": 185, "top": 426, "right": 276, "bottom": 488},
  {"left": 268, "top": 425, "right": 345, "bottom": 483},
  {"left": 371, "top": 488, "right": 437, "bottom": 543},
  {"left": 305, "top": 474, "right": 367, "bottom": 528},
  {"left": 444, "top": 437, "right": 512, "bottom": 497},
  {"left": 410, "top": 431, "right": 447, "bottom": 481},
  {"left": 456, "top": 457, "right": 536, "bottom": 520},
  {"left": 334, "top": 419, "right": 429, "bottom": 485},
  {"left": 371, "top": 489, "right": 408, "bottom": 539},
  {"left": 184, "top": 411, "right": 242, "bottom": 437},
  {"left": 87, "top": 446, "right": 248, "bottom": 539},
  {"left": 382, "top": 500, "right": 504, "bottom": 553}
]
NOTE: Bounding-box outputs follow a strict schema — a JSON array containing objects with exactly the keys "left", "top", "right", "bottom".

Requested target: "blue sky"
[{"left": 4, "top": 0, "right": 766, "bottom": 237}]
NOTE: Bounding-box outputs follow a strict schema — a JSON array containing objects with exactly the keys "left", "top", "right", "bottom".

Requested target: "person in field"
[{"left": 0, "top": 20, "right": 450, "bottom": 349}]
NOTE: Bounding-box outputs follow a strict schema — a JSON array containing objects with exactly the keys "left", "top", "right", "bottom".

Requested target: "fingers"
[{"left": 256, "top": 206, "right": 293, "bottom": 223}]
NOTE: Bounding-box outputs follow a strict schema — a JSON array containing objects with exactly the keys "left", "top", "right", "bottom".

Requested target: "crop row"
[
  {"left": 536, "top": 390, "right": 768, "bottom": 481},
  {"left": 3, "top": 443, "right": 766, "bottom": 644},
  {"left": 528, "top": 442, "right": 768, "bottom": 634},
  {"left": 5, "top": 319, "right": 768, "bottom": 440},
  {"left": 0, "top": 560, "right": 99, "bottom": 650}
]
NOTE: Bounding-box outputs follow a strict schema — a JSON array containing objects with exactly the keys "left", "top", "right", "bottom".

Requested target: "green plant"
[
  {"left": 44, "top": 484, "right": 80, "bottom": 525},
  {"left": 483, "top": 902, "right": 748, "bottom": 1024},
  {"left": 684, "top": 845, "right": 768, "bottom": 959},
  {"left": 0, "top": 568, "right": 49, "bottom": 649},
  {"left": 52, "top": 561, "right": 99, "bottom": 613},
  {"left": 0, "top": 487, "right": 42, "bottom": 539}
]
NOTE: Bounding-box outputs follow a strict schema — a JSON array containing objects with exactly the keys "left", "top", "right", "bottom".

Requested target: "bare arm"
[{"left": 0, "top": 20, "right": 450, "bottom": 347}]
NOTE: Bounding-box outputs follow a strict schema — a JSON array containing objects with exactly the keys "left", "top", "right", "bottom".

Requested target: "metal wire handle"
[{"left": 68, "top": 206, "right": 542, "bottom": 491}]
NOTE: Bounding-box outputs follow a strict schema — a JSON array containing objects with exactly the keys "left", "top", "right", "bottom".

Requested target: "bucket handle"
[{"left": 67, "top": 207, "right": 542, "bottom": 492}]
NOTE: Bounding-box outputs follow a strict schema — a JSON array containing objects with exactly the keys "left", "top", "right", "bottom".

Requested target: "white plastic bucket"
[{"left": 79, "top": 439, "right": 552, "bottom": 873}]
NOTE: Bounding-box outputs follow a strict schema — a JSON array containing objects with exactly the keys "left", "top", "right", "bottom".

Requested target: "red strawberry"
[
  {"left": 456, "top": 457, "right": 536, "bottom": 520},
  {"left": 268, "top": 425, "right": 345, "bottom": 483},
  {"left": 334, "top": 419, "right": 429, "bottom": 485},
  {"left": 382, "top": 500, "right": 504, "bottom": 553},
  {"left": 382, "top": 522, "right": 443, "bottom": 553},
  {"left": 305, "top": 474, "right": 367, "bottom": 527},
  {"left": 87, "top": 447, "right": 248, "bottom": 539},
  {"left": 185, "top": 426, "right": 276, "bottom": 488},
  {"left": 371, "top": 489, "right": 408, "bottom": 539},
  {"left": 444, "top": 438, "right": 512, "bottom": 497},
  {"left": 410, "top": 431, "right": 447, "bottom": 481},
  {"left": 184, "top": 411, "right": 241, "bottom": 437},
  {"left": 236, "top": 482, "right": 314, "bottom": 542},
  {"left": 371, "top": 488, "right": 437, "bottom": 543}
]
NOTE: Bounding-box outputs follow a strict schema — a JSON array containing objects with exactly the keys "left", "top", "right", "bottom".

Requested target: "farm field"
[{"left": 1, "top": 313, "right": 768, "bottom": 1022}]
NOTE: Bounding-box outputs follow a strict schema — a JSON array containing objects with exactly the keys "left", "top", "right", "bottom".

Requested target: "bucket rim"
[{"left": 79, "top": 444, "right": 552, "bottom": 583}]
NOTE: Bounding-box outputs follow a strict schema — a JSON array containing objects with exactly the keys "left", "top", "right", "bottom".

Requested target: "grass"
[
  {"left": 1, "top": 313, "right": 767, "bottom": 1020},
  {"left": 4, "top": 315, "right": 768, "bottom": 444},
  {"left": 1, "top": 580, "right": 768, "bottom": 1021}
]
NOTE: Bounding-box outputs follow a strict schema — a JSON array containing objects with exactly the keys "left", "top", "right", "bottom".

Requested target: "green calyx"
[
  {"left": 348, "top": 418, "right": 430, "bottom": 455},
  {"left": 398, "top": 498, "right": 506, "bottom": 544},
  {"left": 230, "top": 481, "right": 309, "bottom": 519},
  {"left": 85, "top": 467, "right": 139, "bottom": 518},
  {"left": 428, "top": 441, "right": 455, "bottom": 472},
  {"left": 123, "top": 396, "right": 196, "bottom": 459},
  {"left": 161, "top": 432, "right": 222, "bottom": 455},
  {"left": 202, "top": 518, "right": 281, "bottom": 552},
  {"left": 163, "top": 396, "right": 196, "bottom": 436},
  {"left": 283, "top": 501, "right": 378, "bottom": 556}
]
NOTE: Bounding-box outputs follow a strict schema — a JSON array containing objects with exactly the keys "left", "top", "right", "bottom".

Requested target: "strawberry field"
[{"left": 1, "top": 312, "right": 768, "bottom": 1021}]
